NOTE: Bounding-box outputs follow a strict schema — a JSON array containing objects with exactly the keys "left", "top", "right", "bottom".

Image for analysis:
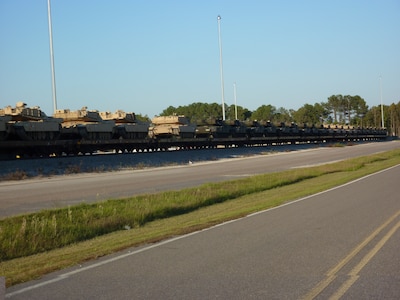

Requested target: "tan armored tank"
[
  {"left": 195, "top": 118, "right": 248, "bottom": 138},
  {"left": 0, "top": 102, "right": 62, "bottom": 140},
  {"left": 194, "top": 118, "right": 230, "bottom": 138},
  {"left": 150, "top": 115, "right": 196, "bottom": 139},
  {"left": 224, "top": 119, "right": 247, "bottom": 137},
  {"left": 242, "top": 120, "right": 264, "bottom": 137},
  {"left": 99, "top": 110, "right": 149, "bottom": 139},
  {"left": 54, "top": 107, "right": 115, "bottom": 140}
]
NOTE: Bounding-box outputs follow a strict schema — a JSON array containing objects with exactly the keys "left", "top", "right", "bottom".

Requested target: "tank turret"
[
  {"left": 54, "top": 107, "right": 115, "bottom": 140},
  {"left": 99, "top": 110, "right": 149, "bottom": 139},
  {"left": 150, "top": 115, "right": 195, "bottom": 139}
]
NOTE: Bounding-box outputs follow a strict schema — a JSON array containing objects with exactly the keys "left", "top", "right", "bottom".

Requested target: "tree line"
[{"left": 146, "top": 95, "right": 399, "bottom": 136}]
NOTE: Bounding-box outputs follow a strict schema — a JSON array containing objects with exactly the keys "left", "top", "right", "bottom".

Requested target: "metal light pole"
[
  {"left": 47, "top": 0, "right": 58, "bottom": 113},
  {"left": 217, "top": 15, "right": 226, "bottom": 120},
  {"left": 379, "top": 76, "right": 384, "bottom": 128}
]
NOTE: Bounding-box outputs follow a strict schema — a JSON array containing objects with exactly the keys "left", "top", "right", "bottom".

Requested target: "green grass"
[{"left": 1, "top": 148, "right": 400, "bottom": 287}]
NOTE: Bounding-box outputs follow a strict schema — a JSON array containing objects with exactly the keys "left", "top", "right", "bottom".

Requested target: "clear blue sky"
[{"left": 1, "top": 0, "right": 399, "bottom": 118}]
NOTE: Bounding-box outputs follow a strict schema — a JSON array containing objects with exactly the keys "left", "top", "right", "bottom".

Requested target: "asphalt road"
[
  {"left": 1, "top": 141, "right": 399, "bottom": 218},
  {"left": 6, "top": 158, "right": 400, "bottom": 299}
]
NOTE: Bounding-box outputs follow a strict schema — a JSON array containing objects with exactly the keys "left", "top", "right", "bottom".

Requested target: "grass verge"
[{"left": 1, "top": 148, "right": 400, "bottom": 287}]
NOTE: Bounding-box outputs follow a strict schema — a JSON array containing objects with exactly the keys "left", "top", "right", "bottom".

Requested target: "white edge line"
[{"left": 6, "top": 163, "right": 400, "bottom": 298}]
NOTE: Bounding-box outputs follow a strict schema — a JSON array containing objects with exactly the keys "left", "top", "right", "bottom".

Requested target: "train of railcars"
[{"left": 0, "top": 102, "right": 388, "bottom": 159}]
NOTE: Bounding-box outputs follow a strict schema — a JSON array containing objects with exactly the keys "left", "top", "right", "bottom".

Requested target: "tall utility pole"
[
  {"left": 217, "top": 15, "right": 226, "bottom": 120},
  {"left": 380, "top": 76, "right": 384, "bottom": 128},
  {"left": 47, "top": 0, "right": 58, "bottom": 113}
]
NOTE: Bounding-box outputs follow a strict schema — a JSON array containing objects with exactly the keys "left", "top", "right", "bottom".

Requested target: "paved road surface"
[
  {"left": 0, "top": 141, "right": 399, "bottom": 218},
  {"left": 6, "top": 161, "right": 400, "bottom": 299}
]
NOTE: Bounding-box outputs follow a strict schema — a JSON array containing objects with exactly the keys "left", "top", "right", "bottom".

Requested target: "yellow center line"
[
  {"left": 302, "top": 209, "right": 400, "bottom": 300},
  {"left": 329, "top": 220, "right": 400, "bottom": 300}
]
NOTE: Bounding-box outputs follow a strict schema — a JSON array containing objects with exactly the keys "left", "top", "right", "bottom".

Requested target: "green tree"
[
  {"left": 135, "top": 114, "right": 151, "bottom": 122},
  {"left": 326, "top": 95, "right": 368, "bottom": 125},
  {"left": 349, "top": 95, "right": 369, "bottom": 126},
  {"left": 226, "top": 104, "right": 252, "bottom": 120},
  {"left": 160, "top": 102, "right": 224, "bottom": 121},
  {"left": 292, "top": 103, "right": 323, "bottom": 126},
  {"left": 326, "top": 95, "right": 344, "bottom": 123},
  {"left": 387, "top": 103, "right": 398, "bottom": 136},
  {"left": 364, "top": 105, "right": 382, "bottom": 128},
  {"left": 250, "top": 104, "right": 276, "bottom": 121},
  {"left": 274, "top": 107, "right": 293, "bottom": 123},
  {"left": 160, "top": 105, "right": 178, "bottom": 116}
]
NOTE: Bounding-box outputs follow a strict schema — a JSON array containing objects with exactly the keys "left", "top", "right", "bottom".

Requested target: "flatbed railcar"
[
  {"left": 0, "top": 130, "right": 388, "bottom": 160},
  {"left": 0, "top": 102, "right": 388, "bottom": 159}
]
